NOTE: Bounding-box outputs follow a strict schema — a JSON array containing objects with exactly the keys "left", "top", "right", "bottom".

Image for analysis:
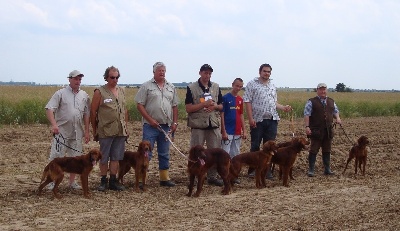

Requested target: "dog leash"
[
  {"left": 289, "top": 111, "right": 295, "bottom": 137},
  {"left": 334, "top": 123, "right": 354, "bottom": 144},
  {"left": 156, "top": 125, "right": 197, "bottom": 163},
  {"left": 54, "top": 133, "right": 84, "bottom": 154}
]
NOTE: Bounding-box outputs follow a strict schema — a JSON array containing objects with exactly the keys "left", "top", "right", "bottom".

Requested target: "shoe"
[
  {"left": 109, "top": 182, "right": 125, "bottom": 191},
  {"left": 97, "top": 177, "right": 108, "bottom": 191},
  {"left": 308, "top": 171, "right": 315, "bottom": 177},
  {"left": 324, "top": 170, "right": 335, "bottom": 175},
  {"left": 233, "top": 178, "right": 240, "bottom": 184},
  {"left": 266, "top": 172, "right": 274, "bottom": 180},
  {"left": 138, "top": 182, "right": 143, "bottom": 190},
  {"left": 69, "top": 181, "right": 82, "bottom": 190},
  {"left": 248, "top": 171, "right": 255, "bottom": 178},
  {"left": 109, "top": 176, "right": 125, "bottom": 191},
  {"left": 207, "top": 178, "right": 224, "bottom": 187},
  {"left": 160, "top": 180, "right": 175, "bottom": 187},
  {"left": 47, "top": 182, "right": 55, "bottom": 190}
]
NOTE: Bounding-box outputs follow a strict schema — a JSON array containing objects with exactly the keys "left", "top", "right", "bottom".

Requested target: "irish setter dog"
[
  {"left": 186, "top": 145, "right": 231, "bottom": 197},
  {"left": 230, "top": 140, "right": 278, "bottom": 188},
  {"left": 272, "top": 137, "right": 310, "bottom": 187},
  {"left": 118, "top": 140, "right": 151, "bottom": 192},
  {"left": 343, "top": 135, "right": 370, "bottom": 176},
  {"left": 38, "top": 149, "right": 102, "bottom": 199}
]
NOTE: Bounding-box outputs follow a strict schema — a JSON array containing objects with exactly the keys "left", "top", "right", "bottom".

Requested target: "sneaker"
[
  {"left": 47, "top": 182, "right": 55, "bottom": 190},
  {"left": 207, "top": 178, "right": 224, "bottom": 186},
  {"left": 69, "top": 181, "right": 82, "bottom": 190}
]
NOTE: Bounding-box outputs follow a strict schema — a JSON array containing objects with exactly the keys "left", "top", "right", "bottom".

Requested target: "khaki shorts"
[
  {"left": 190, "top": 128, "right": 222, "bottom": 148},
  {"left": 49, "top": 138, "right": 83, "bottom": 161}
]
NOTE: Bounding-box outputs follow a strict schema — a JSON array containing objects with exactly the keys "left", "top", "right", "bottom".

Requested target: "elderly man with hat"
[
  {"left": 304, "top": 83, "right": 342, "bottom": 177},
  {"left": 44, "top": 70, "right": 91, "bottom": 190}
]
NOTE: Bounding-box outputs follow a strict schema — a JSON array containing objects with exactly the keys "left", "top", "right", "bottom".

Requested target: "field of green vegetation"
[{"left": 0, "top": 85, "right": 399, "bottom": 125}]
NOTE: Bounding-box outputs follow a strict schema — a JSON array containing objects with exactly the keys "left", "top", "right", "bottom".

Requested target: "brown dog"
[
  {"left": 38, "top": 149, "right": 102, "bottom": 199},
  {"left": 343, "top": 135, "right": 369, "bottom": 176},
  {"left": 269, "top": 139, "right": 295, "bottom": 175},
  {"left": 272, "top": 137, "right": 309, "bottom": 187},
  {"left": 230, "top": 140, "right": 278, "bottom": 188},
  {"left": 186, "top": 146, "right": 231, "bottom": 197},
  {"left": 118, "top": 140, "right": 151, "bottom": 192}
]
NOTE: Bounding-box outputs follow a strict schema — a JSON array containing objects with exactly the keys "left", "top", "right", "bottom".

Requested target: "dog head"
[
  {"left": 88, "top": 149, "right": 102, "bottom": 166},
  {"left": 262, "top": 140, "right": 278, "bottom": 154},
  {"left": 357, "top": 135, "right": 369, "bottom": 147},
  {"left": 292, "top": 137, "right": 310, "bottom": 151},
  {"left": 138, "top": 140, "right": 152, "bottom": 158},
  {"left": 188, "top": 145, "right": 207, "bottom": 165},
  {"left": 262, "top": 140, "right": 278, "bottom": 163}
]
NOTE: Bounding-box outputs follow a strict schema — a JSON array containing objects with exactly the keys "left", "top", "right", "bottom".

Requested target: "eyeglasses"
[{"left": 109, "top": 76, "right": 119, "bottom": 79}]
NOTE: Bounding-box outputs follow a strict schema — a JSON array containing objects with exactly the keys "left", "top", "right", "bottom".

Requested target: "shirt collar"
[
  {"left": 66, "top": 85, "right": 80, "bottom": 93},
  {"left": 197, "top": 78, "right": 211, "bottom": 90}
]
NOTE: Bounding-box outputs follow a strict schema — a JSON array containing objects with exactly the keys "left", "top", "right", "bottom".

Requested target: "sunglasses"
[{"left": 109, "top": 76, "right": 119, "bottom": 79}]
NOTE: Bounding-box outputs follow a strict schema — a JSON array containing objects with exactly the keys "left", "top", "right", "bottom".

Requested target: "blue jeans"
[
  {"left": 250, "top": 119, "right": 278, "bottom": 152},
  {"left": 142, "top": 123, "right": 171, "bottom": 170}
]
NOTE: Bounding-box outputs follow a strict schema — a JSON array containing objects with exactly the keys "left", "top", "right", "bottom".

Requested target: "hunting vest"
[
  {"left": 96, "top": 85, "right": 128, "bottom": 138},
  {"left": 309, "top": 96, "right": 335, "bottom": 129},
  {"left": 187, "top": 82, "right": 221, "bottom": 129}
]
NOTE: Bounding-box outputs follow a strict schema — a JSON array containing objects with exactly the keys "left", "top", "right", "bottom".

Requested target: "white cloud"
[{"left": 0, "top": 0, "right": 399, "bottom": 90}]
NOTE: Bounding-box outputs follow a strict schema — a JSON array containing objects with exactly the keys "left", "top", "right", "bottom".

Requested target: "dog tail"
[{"left": 40, "top": 164, "right": 50, "bottom": 183}]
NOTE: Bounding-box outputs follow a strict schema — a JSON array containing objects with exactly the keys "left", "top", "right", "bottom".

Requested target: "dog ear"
[{"left": 138, "top": 141, "right": 143, "bottom": 152}]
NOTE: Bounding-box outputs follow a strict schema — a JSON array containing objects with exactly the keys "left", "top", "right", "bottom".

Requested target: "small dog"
[
  {"left": 186, "top": 145, "right": 231, "bottom": 197},
  {"left": 118, "top": 140, "right": 151, "bottom": 192},
  {"left": 343, "top": 135, "right": 370, "bottom": 176},
  {"left": 38, "top": 149, "right": 102, "bottom": 199},
  {"left": 230, "top": 140, "right": 278, "bottom": 188},
  {"left": 272, "top": 137, "right": 310, "bottom": 187}
]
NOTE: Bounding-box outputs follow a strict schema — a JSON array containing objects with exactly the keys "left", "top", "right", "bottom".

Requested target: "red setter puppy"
[
  {"left": 230, "top": 140, "right": 278, "bottom": 188},
  {"left": 343, "top": 135, "right": 369, "bottom": 176},
  {"left": 272, "top": 137, "right": 309, "bottom": 187},
  {"left": 187, "top": 145, "right": 231, "bottom": 197},
  {"left": 38, "top": 149, "right": 102, "bottom": 199},
  {"left": 118, "top": 140, "right": 151, "bottom": 192}
]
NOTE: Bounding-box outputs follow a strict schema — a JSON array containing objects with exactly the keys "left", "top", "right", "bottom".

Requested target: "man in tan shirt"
[{"left": 45, "top": 70, "right": 90, "bottom": 190}]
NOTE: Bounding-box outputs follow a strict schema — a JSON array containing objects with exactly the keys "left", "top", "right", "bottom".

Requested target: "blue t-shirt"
[{"left": 222, "top": 92, "right": 244, "bottom": 135}]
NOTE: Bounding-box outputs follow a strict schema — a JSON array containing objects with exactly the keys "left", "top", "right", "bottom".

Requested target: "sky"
[{"left": 0, "top": 0, "right": 399, "bottom": 90}]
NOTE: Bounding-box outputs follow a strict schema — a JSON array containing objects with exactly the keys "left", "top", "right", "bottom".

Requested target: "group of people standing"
[{"left": 44, "top": 62, "right": 341, "bottom": 192}]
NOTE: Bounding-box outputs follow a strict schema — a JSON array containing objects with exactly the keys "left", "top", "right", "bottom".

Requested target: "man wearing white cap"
[
  {"left": 45, "top": 70, "right": 91, "bottom": 190},
  {"left": 304, "top": 83, "right": 342, "bottom": 177}
]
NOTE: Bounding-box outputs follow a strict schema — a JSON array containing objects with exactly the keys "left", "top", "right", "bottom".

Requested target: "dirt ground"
[{"left": 0, "top": 117, "right": 399, "bottom": 230}]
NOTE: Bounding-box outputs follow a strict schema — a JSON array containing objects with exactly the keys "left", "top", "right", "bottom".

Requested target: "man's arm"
[
  {"left": 137, "top": 103, "right": 158, "bottom": 127},
  {"left": 90, "top": 89, "right": 101, "bottom": 140},
  {"left": 245, "top": 102, "right": 255, "bottom": 128}
]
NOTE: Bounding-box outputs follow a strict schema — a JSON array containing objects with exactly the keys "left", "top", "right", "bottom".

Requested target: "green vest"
[
  {"left": 96, "top": 85, "right": 128, "bottom": 138},
  {"left": 187, "top": 82, "right": 221, "bottom": 129}
]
